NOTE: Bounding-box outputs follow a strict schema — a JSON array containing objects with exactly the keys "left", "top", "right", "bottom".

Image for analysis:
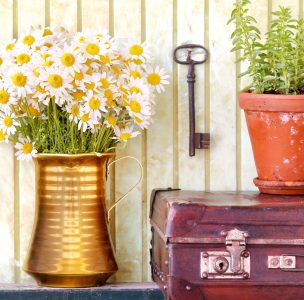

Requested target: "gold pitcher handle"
[{"left": 106, "top": 155, "right": 143, "bottom": 223}]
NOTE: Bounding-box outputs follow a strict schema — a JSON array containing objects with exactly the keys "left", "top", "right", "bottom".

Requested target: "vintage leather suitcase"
[{"left": 150, "top": 189, "right": 304, "bottom": 300}]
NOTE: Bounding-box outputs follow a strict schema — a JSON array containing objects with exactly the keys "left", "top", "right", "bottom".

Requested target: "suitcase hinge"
[{"left": 201, "top": 228, "right": 250, "bottom": 279}]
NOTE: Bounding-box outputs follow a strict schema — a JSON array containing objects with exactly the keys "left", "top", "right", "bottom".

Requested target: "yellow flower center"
[
  {"left": 48, "top": 74, "right": 63, "bottom": 88},
  {"left": 70, "top": 105, "right": 79, "bottom": 116},
  {"left": 3, "top": 116, "right": 13, "bottom": 127},
  {"left": 16, "top": 53, "right": 30, "bottom": 65},
  {"left": 0, "top": 57, "right": 3, "bottom": 65},
  {"left": 85, "top": 59, "right": 92, "bottom": 66},
  {"left": 0, "top": 90, "right": 9, "bottom": 104},
  {"left": 147, "top": 73, "right": 161, "bottom": 85},
  {"left": 22, "top": 143, "right": 33, "bottom": 154},
  {"left": 99, "top": 55, "right": 110, "bottom": 64},
  {"left": 43, "top": 28, "right": 53, "bottom": 36},
  {"left": 6, "top": 44, "right": 14, "bottom": 51},
  {"left": 130, "top": 70, "right": 141, "bottom": 79},
  {"left": 135, "top": 117, "right": 142, "bottom": 123},
  {"left": 89, "top": 97, "right": 100, "bottom": 110},
  {"left": 120, "top": 133, "right": 131, "bottom": 141},
  {"left": 79, "top": 36, "right": 86, "bottom": 43},
  {"left": 130, "top": 100, "right": 141, "bottom": 113},
  {"left": 107, "top": 116, "right": 116, "bottom": 126},
  {"left": 129, "top": 44, "right": 143, "bottom": 55},
  {"left": 36, "top": 84, "right": 46, "bottom": 93},
  {"left": 81, "top": 113, "right": 89, "bottom": 122},
  {"left": 86, "top": 66, "right": 93, "bottom": 75},
  {"left": 44, "top": 60, "right": 54, "bottom": 67},
  {"left": 0, "top": 129, "right": 6, "bottom": 141},
  {"left": 42, "top": 53, "right": 51, "bottom": 60},
  {"left": 104, "top": 89, "right": 113, "bottom": 99},
  {"left": 28, "top": 105, "right": 40, "bottom": 116},
  {"left": 74, "top": 71, "right": 84, "bottom": 81},
  {"left": 43, "top": 43, "right": 53, "bottom": 48},
  {"left": 100, "top": 78, "right": 110, "bottom": 89},
  {"left": 111, "top": 65, "right": 120, "bottom": 74},
  {"left": 132, "top": 58, "right": 143, "bottom": 65},
  {"left": 12, "top": 73, "right": 27, "bottom": 87},
  {"left": 107, "top": 98, "right": 116, "bottom": 107},
  {"left": 61, "top": 53, "right": 75, "bottom": 67},
  {"left": 120, "top": 86, "right": 128, "bottom": 94},
  {"left": 72, "top": 90, "right": 84, "bottom": 101},
  {"left": 33, "top": 67, "right": 40, "bottom": 77},
  {"left": 130, "top": 86, "right": 140, "bottom": 94},
  {"left": 86, "top": 43, "right": 100, "bottom": 55},
  {"left": 85, "top": 82, "right": 95, "bottom": 90},
  {"left": 23, "top": 35, "right": 35, "bottom": 45}
]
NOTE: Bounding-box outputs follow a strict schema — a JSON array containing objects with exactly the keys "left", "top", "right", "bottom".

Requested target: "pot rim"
[
  {"left": 238, "top": 92, "right": 304, "bottom": 112},
  {"left": 35, "top": 152, "right": 115, "bottom": 159}
]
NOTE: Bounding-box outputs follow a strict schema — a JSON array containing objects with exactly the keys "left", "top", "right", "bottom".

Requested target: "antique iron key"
[{"left": 173, "top": 44, "right": 210, "bottom": 156}]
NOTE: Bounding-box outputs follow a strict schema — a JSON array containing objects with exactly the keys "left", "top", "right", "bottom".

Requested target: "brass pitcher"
[{"left": 23, "top": 153, "right": 140, "bottom": 288}]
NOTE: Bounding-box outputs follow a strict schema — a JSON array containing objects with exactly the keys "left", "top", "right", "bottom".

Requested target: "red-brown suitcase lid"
[{"left": 150, "top": 189, "right": 304, "bottom": 241}]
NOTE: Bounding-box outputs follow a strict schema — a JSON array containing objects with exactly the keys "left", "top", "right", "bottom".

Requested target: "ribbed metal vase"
[{"left": 23, "top": 153, "right": 118, "bottom": 288}]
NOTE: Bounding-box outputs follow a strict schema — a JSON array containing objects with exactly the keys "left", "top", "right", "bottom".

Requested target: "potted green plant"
[{"left": 229, "top": 0, "right": 304, "bottom": 195}]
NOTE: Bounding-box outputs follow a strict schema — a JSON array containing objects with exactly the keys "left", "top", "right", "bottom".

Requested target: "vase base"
[
  {"left": 27, "top": 272, "right": 116, "bottom": 288},
  {"left": 253, "top": 177, "right": 304, "bottom": 195}
]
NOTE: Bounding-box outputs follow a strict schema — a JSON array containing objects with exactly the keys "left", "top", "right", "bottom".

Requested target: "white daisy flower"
[
  {"left": 83, "top": 72, "right": 103, "bottom": 93},
  {"left": 39, "top": 66, "right": 73, "bottom": 106},
  {"left": 65, "top": 102, "right": 80, "bottom": 123},
  {"left": 133, "top": 115, "right": 152, "bottom": 129},
  {"left": 0, "top": 129, "right": 9, "bottom": 143},
  {"left": 0, "top": 111, "right": 19, "bottom": 135},
  {"left": 123, "top": 39, "right": 151, "bottom": 63},
  {"left": 98, "top": 52, "right": 120, "bottom": 69},
  {"left": 0, "top": 39, "right": 16, "bottom": 54},
  {"left": 74, "top": 31, "right": 90, "bottom": 44},
  {"left": 126, "top": 93, "right": 152, "bottom": 119},
  {"left": 103, "top": 85, "right": 121, "bottom": 112},
  {"left": 122, "top": 62, "right": 144, "bottom": 80},
  {"left": 83, "top": 90, "right": 107, "bottom": 119},
  {"left": 0, "top": 86, "right": 17, "bottom": 110},
  {"left": 99, "top": 72, "right": 116, "bottom": 90},
  {"left": 104, "top": 114, "right": 117, "bottom": 128},
  {"left": 126, "top": 77, "right": 150, "bottom": 96},
  {"left": 53, "top": 45, "right": 86, "bottom": 75},
  {"left": 82, "top": 37, "right": 106, "bottom": 59},
  {"left": 77, "top": 110, "right": 98, "bottom": 132},
  {"left": 113, "top": 125, "right": 140, "bottom": 142},
  {"left": 15, "top": 137, "right": 37, "bottom": 161},
  {"left": 11, "top": 44, "right": 33, "bottom": 66},
  {"left": 3, "top": 65, "right": 34, "bottom": 98},
  {"left": 145, "top": 65, "right": 169, "bottom": 93},
  {"left": 71, "top": 69, "right": 92, "bottom": 91},
  {"left": 69, "top": 88, "right": 86, "bottom": 103}
]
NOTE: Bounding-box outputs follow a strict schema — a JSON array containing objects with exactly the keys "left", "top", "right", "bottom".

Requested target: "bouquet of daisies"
[{"left": 0, "top": 27, "right": 169, "bottom": 160}]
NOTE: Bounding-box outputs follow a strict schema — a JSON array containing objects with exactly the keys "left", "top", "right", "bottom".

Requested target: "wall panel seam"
[
  {"left": 77, "top": 0, "right": 82, "bottom": 32},
  {"left": 140, "top": 0, "right": 148, "bottom": 282},
  {"left": 12, "top": 0, "right": 20, "bottom": 283},
  {"left": 173, "top": 0, "right": 179, "bottom": 188},
  {"left": 45, "top": 0, "right": 50, "bottom": 27},
  {"left": 204, "top": 0, "right": 210, "bottom": 191}
]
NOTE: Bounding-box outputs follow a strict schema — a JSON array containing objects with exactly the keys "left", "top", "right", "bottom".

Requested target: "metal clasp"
[
  {"left": 201, "top": 228, "right": 250, "bottom": 279},
  {"left": 223, "top": 228, "right": 249, "bottom": 273}
]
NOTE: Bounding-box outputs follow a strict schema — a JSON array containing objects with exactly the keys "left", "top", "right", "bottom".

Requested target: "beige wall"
[{"left": 0, "top": 0, "right": 301, "bottom": 283}]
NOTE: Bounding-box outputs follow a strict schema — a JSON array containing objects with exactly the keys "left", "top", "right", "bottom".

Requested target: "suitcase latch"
[{"left": 201, "top": 228, "right": 250, "bottom": 279}]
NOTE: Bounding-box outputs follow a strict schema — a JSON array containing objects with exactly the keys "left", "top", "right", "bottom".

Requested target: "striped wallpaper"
[{"left": 0, "top": 0, "right": 301, "bottom": 283}]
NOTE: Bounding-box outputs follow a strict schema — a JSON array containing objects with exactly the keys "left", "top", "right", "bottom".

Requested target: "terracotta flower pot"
[{"left": 239, "top": 92, "right": 304, "bottom": 195}]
